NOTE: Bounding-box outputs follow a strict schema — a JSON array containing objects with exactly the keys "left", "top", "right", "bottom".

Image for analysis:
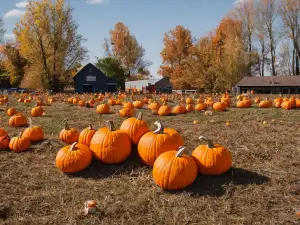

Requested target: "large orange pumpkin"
[
  {"left": 153, "top": 147, "right": 197, "bottom": 190},
  {"left": 137, "top": 120, "right": 184, "bottom": 166},
  {"left": 59, "top": 120, "right": 79, "bottom": 144},
  {"left": 96, "top": 103, "right": 110, "bottom": 114},
  {"left": 8, "top": 113, "right": 28, "bottom": 127},
  {"left": 192, "top": 136, "right": 232, "bottom": 175},
  {"left": 22, "top": 118, "right": 44, "bottom": 142},
  {"left": 90, "top": 121, "right": 131, "bottom": 164},
  {"left": 56, "top": 142, "right": 92, "bottom": 173},
  {"left": 9, "top": 133, "right": 31, "bottom": 153},
  {"left": 78, "top": 124, "right": 97, "bottom": 147},
  {"left": 119, "top": 112, "right": 149, "bottom": 145}
]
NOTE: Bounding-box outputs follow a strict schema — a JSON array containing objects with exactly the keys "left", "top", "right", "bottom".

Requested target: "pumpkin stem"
[
  {"left": 88, "top": 123, "right": 93, "bottom": 130},
  {"left": 106, "top": 120, "right": 115, "bottom": 131},
  {"left": 154, "top": 120, "right": 164, "bottom": 134},
  {"left": 70, "top": 142, "right": 77, "bottom": 151},
  {"left": 62, "top": 119, "right": 69, "bottom": 130},
  {"left": 199, "top": 136, "right": 215, "bottom": 148},
  {"left": 175, "top": 146, "right": 186, "bottom": 157},
  {"left": 137, "top": 112, "right": 143, "bottom": 120}
]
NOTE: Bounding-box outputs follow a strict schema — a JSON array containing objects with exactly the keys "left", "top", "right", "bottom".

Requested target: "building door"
[
  {"left": 83, "top": 84, "right": 93, "bottom": 93},
  {"left": 107, "top": 85, "right": 116, "bottom": 92}
]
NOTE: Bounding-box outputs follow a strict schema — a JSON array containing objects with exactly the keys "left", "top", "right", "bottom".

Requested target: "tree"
[
  {"left": 256, "top": 0, "right": 279, "bottom": 76},
  {"left": 159, "top": 25, "right": 193, "bottom": 89},
  {"left": 14, "top": 0, "right": 87, "bottom": 91},
  {"left": 105, "top": 22, "right": 151, "bottom": 79},
  {"left": 279, "top": 0, "right": 300, "bottom": 75},
  {"left": 95, "top": 56, "right": 126, "bottom": 90}
]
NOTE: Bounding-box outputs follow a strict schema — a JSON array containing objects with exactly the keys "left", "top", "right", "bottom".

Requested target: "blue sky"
[{"left": 1, "top": 0, "right": 238, "bottom": 78}]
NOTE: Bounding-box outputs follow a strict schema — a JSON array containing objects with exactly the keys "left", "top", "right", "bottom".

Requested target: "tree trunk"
[
  {"left": 296, "top": 55, "right": 300, "bottom": 75},
  {"left": 292, "top": 48, "right": 296, "bottom": 75},
  {"left": 261, "top": 41, "right": 265, "bottom": 76}
]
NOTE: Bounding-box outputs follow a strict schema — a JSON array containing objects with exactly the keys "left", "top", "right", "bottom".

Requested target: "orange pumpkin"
[
  {"left": 78, "top": 124, "right": 97, "bottom": 147},
  {"left": 153, "top": 147, "right": 197, "bottom": 190},
  {"left": 195, "top": 103, "right": 208, "bottom": 111},
  {"left": 59, "top": 120, "right": 79, "bottom": 144},
  {"left": 31, "top": 105, "right": 44, "bottom": 117},
  {"left": 192, "top": 136, "right": 232, "bottom": 175},
  {"left": 90, "top": 121, "right": 131, "bottom": 164},
  {"left": 186, "top": 104, "right": 194, "bottom": 112},
  {"left": 0, "top": 135, "right": 10, "bottom": 150},
  {"left": 185, "top": 97, "right": 194, "bottom": 104},
  {"left": 281, "top": 101, "right": 293, "bottom": 110},
  {"left": 119, "top": 107, "right": 135, "bottom": 117},
  {"left": 158, "top": 103, "right": 171, "bottom": 116},
  {"left": 213, "top": 101, "right": 226, "bottom": 112},
  {"left": 120, "top": 112, "right": 149, "bottom": 145},
  {"left": 172, "top": 103, "right": 186, "bottom": 114},
  {"left": 22, "top": 118, "right": 44, "bottom": 142},
  {"left": 56, "top": 142, "right": 92, "bottom": 173},
  {"left": 137, "top": 120, "right": 184, "bottom": 166},
  {"left": 123, "top": 102, "right": 134, "bottom": 109},
  {"left": 8, "top": 113, "right": 28, "bottom": 127},
  {"left": 9, "top": 133, "right": 31, "bottom": 153},
  {"left": 0, "top": 128, "right": 8, "bottom": 137},
  {"left": 96, "top": 103, "right": 110, "bottom": 114},
  {"left": 5, "top": 104, "right": 17, "bottom": 117},
  {"left": 133, "top": 100, "right": 144, "bottom": 109}
]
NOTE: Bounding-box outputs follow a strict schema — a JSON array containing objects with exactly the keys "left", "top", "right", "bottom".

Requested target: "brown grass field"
[{"left": 1, "top": 95, "right": 300, "bottom": 224}]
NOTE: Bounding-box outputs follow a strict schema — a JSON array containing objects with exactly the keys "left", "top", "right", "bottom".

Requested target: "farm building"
[
  {"left": 0, "top": 76, "right": 11, "bottom": 89},
  {"left": 73, "top": 63, "right": 118, "bottom": 93},
  {"left": 125, "top": 77, "right": 172, "bottom": 93},
  {"left": 235, "top": 76, "right": 300, "bottom": 94}
]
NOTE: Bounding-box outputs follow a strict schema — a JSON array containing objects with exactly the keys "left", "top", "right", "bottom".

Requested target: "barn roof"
[
  {"left": 236, "top": 76, "right": 300, "bottom": 87},
  {"left": 125, "top": 79, "right": 161, "bottom": 90}
]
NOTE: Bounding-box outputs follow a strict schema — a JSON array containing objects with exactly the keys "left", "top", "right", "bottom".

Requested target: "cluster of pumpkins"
[
  {"left": 237, "top": 95, "right": 300, "bottom": 110},
  {"left": 0, "top": 118, "right": 44, "bottom": 152},
  {"left": 56, "top": 112, "right": 232, "bottom": 190}
]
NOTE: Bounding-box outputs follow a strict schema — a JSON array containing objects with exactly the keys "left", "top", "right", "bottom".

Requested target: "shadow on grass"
[
  {"left": 172, "top": 167, "right": 270, "bottom": 197},
  {"left": 69, "top": 146, "right": 148, "bottom": 179}
]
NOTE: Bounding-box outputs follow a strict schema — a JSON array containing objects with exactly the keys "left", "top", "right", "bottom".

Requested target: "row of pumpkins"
[{"left": 56, "top": 112, "right": 232, "bottom": 190}]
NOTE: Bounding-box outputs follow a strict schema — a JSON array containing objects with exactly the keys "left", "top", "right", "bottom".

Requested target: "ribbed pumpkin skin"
[
  {"left": 9, "top": 136, "right": 31, "bottom": 153},
  {"left": 31, "top": 106, "right": 44, "bottom": 117},
  {"left": 96, "top": 104, "right": 110, "bottom": 114},
  {"left": 195, "top": 103, "right": 208, "bottom": 111},
  {"left": 90, "top": 128, "right": 131, "bottom": 164},
  {"left": 119, "top": 108, "right": 135, "bottom": 117},
  {"left": 22, "top": 126, "right": 44, "bottom": 142},
  {"left": 137, "top": 129, "right": 184, "bottom": 166},
  {"left": 153, "top": 150, "right": 197, "bottom": 190},
  {"left": 56, "top": 143, "right": 92, "bottom": 173},
  {"left": 78, "top": 128, "right": 96, "bottom": 147},
  {"left": 120, "top": 118, "right": 149, "bottom": 145},
  {"left": 59, "top": 128, "right": 79, "bottom": 144},
  {"left": 8, "top": 114, "right": 28, "bottom": 127},
  {"left": 148, "top": 102, "right": 161, "bottom": 111},
  {"left": 0, "top": 136, "right": 10, "bottom": 150},
  {"left": 158, "top": 105, "right": 171, "bottom": 116},
  {"left": 192, "top": 144, "right": 232, "bottom": 175},
  {"left": 7, "top": 108, "right": 17, "bottom": 116}
]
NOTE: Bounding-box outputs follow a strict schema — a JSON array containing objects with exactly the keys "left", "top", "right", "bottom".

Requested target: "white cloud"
[
  {"left": 87, "top": 0, "right": 109, "bottom": 4},
  {"left": 4, "top": 33, "right": 15, "bottom": 40},
  {"left": 16, "top": 1, "right": 29, "bottom": 8},
  {"left": 3, "top": 9, "right": 25, "bottom": 19}
]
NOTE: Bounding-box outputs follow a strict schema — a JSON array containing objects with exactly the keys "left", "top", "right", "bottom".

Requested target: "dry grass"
[{"left": 1, "top": 96, "right": 300, "bottom": 224}]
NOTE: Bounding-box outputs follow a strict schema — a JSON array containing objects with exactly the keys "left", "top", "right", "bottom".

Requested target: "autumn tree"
[
  {"left": 103, "top": 22, "right": 151, "bottom": 79},
  {"left": 14, "top": 0, "right": 87, "bottom": 91},
  {"left": 159, "top": 25, "right": 193, "bottom": 89},
  {"left": 1, "top": 43, "right": 27, "bottom": 86},
  {"left": 279, "top": 0, "right": 300, "bottom": 75}
]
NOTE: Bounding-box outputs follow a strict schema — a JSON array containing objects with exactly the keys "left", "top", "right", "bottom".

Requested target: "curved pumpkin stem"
[
  {"left": 175, "top": 146, "right": 186, "bottom": 157},
  {"left": 199, "top": 136, "right": 214, "bottom": 148},
  {"left": 137, "top": 112, "right": 143, "bottom": 120},
  {"left": 154, "top": 120, "right": 164, "bottom": 134},
  {"left": 106, "top": 120, "right": 115, "bottom": 131},
  {"left": 88, "top": 123, "right": 93, "bottom": 130},
  {"left": 70, "top": 142, "right": 77, "bottom": 151}
]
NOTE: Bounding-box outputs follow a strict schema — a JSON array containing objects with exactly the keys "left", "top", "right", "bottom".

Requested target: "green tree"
[{"left": 95, "top": 56, "right": 126, "bottom": 90}]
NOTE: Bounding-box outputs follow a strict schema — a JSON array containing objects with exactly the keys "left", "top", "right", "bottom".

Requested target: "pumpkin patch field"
[{"left": 1, "top": 93, "right": 300, "bottom": 224}]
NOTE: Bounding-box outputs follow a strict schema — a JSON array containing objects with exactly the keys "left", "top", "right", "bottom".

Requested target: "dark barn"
[
  {"left": 0, "top": 76, "right": 11, "bottom": 89},
  {"left": 235, "top": 76, "right": 300, "bottom": 94},
  {"left": 73, "top": 63, "right": 117, "bottom": 93}
]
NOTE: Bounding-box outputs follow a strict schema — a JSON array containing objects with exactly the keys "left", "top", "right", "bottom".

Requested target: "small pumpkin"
[
  {"left": 90, "top": 121, "right": 131, "bottom": 164},
  {"left": 0, "top": 135, "right": 10, "bottom": 150},
  {"left": 195, "top": 103, "right": 208, "bottom": 111},
  {"left": 133, "top": 100, "right": 144, "bottom": 109},
  {"left": 5, "top": 104, "right": 17, "bottom": 116},
  {"left": 123, "top": 101, "right": 134, "bottom": 109},
  {"left": 78, "top": 124, "right": 97, "bottom": 147},
  {"left": 120, "top": 112, "right": 150, "bottom": 145},
  {"left": 56, "top": 142, "right": 92, "bottom": 173},
  {"left": 186, "top": 104, "right": 194, "bottom": 112},
  {"left": 9, "top": 133, "right": 31, "bottom": 153},
  {"left": 148, "top": 101, "right": 161, "bottom": 111},
  {"left": 22, "top": 118, "right": 44, "bottom": 142},
  {"left": 213, "top": 100, "right": 226, "bottom": 112},
  {"left": 96, "top": 103, "right": 110, "bottom": 114},
  {"left": 59, "top": 120, "right": 79, "bottom": 144},
  {"left": 8, "top": 113, "right": 28, "bottom": 127},
  {"left": 119, "top": 107, "right": 135, "bottom": 117},
  {"left": 158, "top": 102, "right": 171, "bottom": 116},
  {"left": 172, "top": 103, "right": 186, "bottom": 114},
  {"left": 0, "top": 128, "right": 8, "bottom": 137},
  {"left": 153, "top": 146, "right": 197, "bottom": 190},
  {"left": 137, "top": 120, "right": 184, "bottom": 166},
  {"left": 192, "top": 136, "right": 232, "bottom": 175},
  {"left": 185, "top": 97, "right": 194, "bottom": 104},
  {"left": 31, "top": 104, "right": 44, "bottom": 117}
]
